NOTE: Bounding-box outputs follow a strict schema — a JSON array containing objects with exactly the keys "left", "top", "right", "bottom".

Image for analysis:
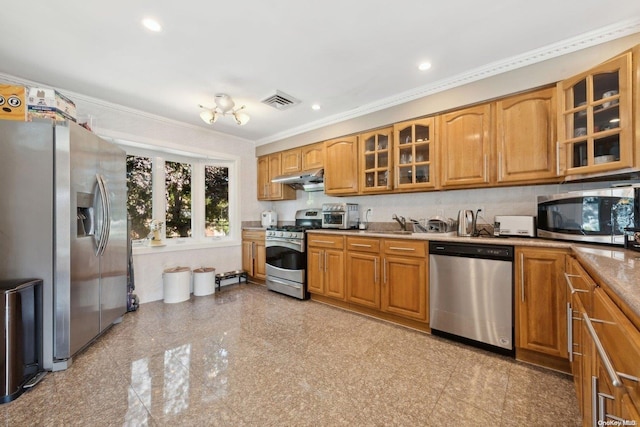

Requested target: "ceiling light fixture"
[
  {"left": 142, "top": 18, "right": 162, "bottom": 32},
  {"left": 418, "top": 62, "right": 432, "bottom": 71},
  {"left": 199, "top": 94, "right": 250, "bottom": 126},
  {"left": 311, "top": 104, "right": 321, "bottom": 111}
]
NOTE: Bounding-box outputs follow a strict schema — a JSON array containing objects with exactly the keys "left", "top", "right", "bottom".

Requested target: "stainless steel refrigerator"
[{"left": 0, "top": 119, "right": 127, "bottom": 371}]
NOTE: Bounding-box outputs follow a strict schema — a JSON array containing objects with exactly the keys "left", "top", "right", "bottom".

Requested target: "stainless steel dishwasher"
[{"left": 429, "top": 241, "right": 514, "bottom": 355}]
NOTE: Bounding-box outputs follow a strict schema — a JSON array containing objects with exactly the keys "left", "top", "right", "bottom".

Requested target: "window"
[
  {"left": 165, "top": 161, "right": 192, "bottom": 238},
  {"left": 205, "top": 166, "right": 229, "bottom": 237},
  {"left": 126, "top": 155, "right": 153, "bottom": 240},
  {"left": 124, "top": 146, "right": 236, "bottom": 247}
]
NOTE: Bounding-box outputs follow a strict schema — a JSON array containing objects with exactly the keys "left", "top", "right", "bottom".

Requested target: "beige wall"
[{"left": 257, "top": 32, "right": 640, "bottom": 156}]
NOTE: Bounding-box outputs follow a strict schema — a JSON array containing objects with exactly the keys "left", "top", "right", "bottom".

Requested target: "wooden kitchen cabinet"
[
  {"left": 359, "top": 127, "right": 393, "bottom": 194},
  {"left": 307, "top": 233, "right": 345, "bottom": 299},
  {"left": 495, "top": 86, "right": 560, "bottom": 184},
  {"left": 281, "top": 148, "right": 302, "bottom": 174},
  {"left": 515, "top": 247, "right": 569, "bottom": 366},
  {"left": 324, "top": 136, "right": 359, "bottom": 195},
  {"left": 558, "top": 51, "right": 634, "bottom": 177},
  {"left": 257, "top": 153, "right": 296, "bottom": 201},
  {"left": 241, "top": 229, "right": 266, "bottom": 281},
  {"left": 381, "top": 240, "right": 427, "bottom": 321},
  {"left": 591, "top": 287, "right": 640, "bottom": 421},
  {"left": 346, "top": 237, "right": 380, "bottom": 308},
  {"left": 392, "top": 117, "right": 437, "bottom": 190},
  {"left": 301, "top": 142, "right": 324, "bottom": 170},
  {"left": 439, "top": 103, "right": 492, "bottom": 188}
]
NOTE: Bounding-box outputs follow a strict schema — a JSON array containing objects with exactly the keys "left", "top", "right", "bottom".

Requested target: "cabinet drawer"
[
  {"left": 307, "top": 233, "right": 344, "bottom": 249},
  {"left": 242, "top": 230, "right": 265, "bottom": 240},
  {"left": 383, "top": 239, "right": 426, "bottom": 257},
  {"left": 346, "top": 237, "right": 380, "bottom": 253},
  {"left": 592, "top": 287, "right": 640, "bottom": 406}
]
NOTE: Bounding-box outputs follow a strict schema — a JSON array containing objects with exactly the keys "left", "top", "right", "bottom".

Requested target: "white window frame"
[{"left": 114, "top": 139, "right": 240, "bottom": 254}]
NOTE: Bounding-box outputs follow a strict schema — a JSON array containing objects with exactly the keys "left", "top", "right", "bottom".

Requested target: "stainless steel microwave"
[{"left": 537, "top": 185, "right": 639, "bottom": 245}]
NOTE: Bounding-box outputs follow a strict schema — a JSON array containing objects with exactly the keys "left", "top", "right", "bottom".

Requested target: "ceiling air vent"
[{"left": 261, "top": 90, "right": 301, "bottom": 110}]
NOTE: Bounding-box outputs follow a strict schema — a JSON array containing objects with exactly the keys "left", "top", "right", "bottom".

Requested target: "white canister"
[
  {"left": 163, "top": 267, "right": 191, "bottom": 303},
  {"left": 193, "top": 267, "right": 216, "bottom": 296}
]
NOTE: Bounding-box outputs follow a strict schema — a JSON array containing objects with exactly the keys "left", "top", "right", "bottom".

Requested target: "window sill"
[{"left": 132, "top": 238, "right": 241, "bottom": 255}]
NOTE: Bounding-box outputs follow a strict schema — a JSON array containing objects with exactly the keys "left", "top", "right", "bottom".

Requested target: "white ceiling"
[{"left": 1, "top": 1, "right": 640, "bottom": 145}]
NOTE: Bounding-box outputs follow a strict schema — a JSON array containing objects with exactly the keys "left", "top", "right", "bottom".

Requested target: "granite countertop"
[{"left": 306, "top": 229, "right": 640, "bottom": 326}]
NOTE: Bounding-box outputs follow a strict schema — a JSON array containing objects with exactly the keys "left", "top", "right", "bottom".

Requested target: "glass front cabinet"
[
  {"left": 359, "top": 127, "right": 392, "bottom": 193},
  {"left": 392, "top": 117, "right": 436, "bottom": 190},
  {"left": 558, "top": 52, "right": 633, "bottom": 176}
]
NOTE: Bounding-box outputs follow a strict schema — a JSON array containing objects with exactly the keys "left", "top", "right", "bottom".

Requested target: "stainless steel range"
[{"left": 265, "top": 209, "right": 322, "bottom": 299}]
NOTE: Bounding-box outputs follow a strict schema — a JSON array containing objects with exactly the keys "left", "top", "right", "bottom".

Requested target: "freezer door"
[{"left": 97, "top": 138, "right": 127, "bottom": 330}]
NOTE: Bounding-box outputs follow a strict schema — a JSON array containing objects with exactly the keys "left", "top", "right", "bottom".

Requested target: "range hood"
[{"left": 271, "top": 168, "right": 324, "bottom": 191}]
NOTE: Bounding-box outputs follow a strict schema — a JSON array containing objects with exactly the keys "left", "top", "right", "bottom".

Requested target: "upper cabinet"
[
  {"left": 393, "top": 117, "right": 437, "bottom": 191},
  {"left": 257, "top": 153, "right": 296, "bottom": 201},
  {"left": 324, "top": 136, "right": 359, "bottom": 195},
  {"left": 301, "top": 142, "right": 324, "bottom": 171},
  {"left": 359, "top": 127, "right": 393, "bottom": 193},
  {"left": 281, "top": 148, "right": 302, "bottom": 174},
  {"left": 558, "top": 51, "right": 633, "bottom": 176},
  {"left": 495, "top": 86, "right": 560, "bottom": 184},
  {"left": 439, "top": 103, "right": 492, "bottom": 188}
]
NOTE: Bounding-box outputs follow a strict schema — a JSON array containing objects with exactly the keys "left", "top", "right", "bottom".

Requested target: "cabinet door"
[
  {"left": 268, "top": 153, "right": 284, "bottom": 199},
  {"left": 242, "top": 240, "right": 255, "bottom": 276},
  {"left": 496, "top": 87, "right": 560, "bottom": 183},
  {"left": 301, "top": 143, "right": 324, "bottom": 170},
  {"left": 307, "top": 247, "right": 324, "bottom": 295},
  {"left": 559, "top": 52, "right": 633, "bottom": 175},
  {"left": 360, "top": 127, "right": 392, "bottom": 193},
  {"left": 324, "top": 136, "right": 359, "bottom": 195},
  {"left": 382, "top": 256, "right": 427, "bottom": 321},
  {"left": 346, "top": 251, "right": 380, "bottom": 308},
  {"left": 439, "top": 104, "right": 492, "bottom": 187},
  {"left": 254, "top": 240, "right": 266, "bottom": 280},
  {"left": 516, "top": 247, "right": 568, "bottom": 358},
  {"left": 393, "top": 117, "right": 437, "bottom": 190},
  {"left": 325, "top": 249, "right": 345, "bottom": 300},
  {"left": 257, "top": 156, "right": 270, "bottom": 200},
  {"left": 281, "top": 149, "right": 301, "bottom": 174}
]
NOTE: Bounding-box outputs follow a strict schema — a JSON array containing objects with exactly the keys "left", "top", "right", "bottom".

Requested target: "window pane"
[
  {"left": 126, "top": 155, "right": 153, "bottom": 240},
  {"left": 165, "top": 161, "right": 192, "bottom": 238},
  {"left": 205, "top": 166, "right": 229, "bottom": 236}
]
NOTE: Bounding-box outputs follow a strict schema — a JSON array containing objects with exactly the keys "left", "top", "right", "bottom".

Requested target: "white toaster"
[{"left": 494, "top": 215, "right": 536, "bottom": 237}]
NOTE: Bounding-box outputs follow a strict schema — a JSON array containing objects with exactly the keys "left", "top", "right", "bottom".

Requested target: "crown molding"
[{"left": 255, "top": 18, "right": 640, "bottom": 146}]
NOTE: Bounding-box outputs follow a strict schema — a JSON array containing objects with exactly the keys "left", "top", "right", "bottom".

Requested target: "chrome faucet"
[{"left": 392, "top": 214, "right": 406, "bottom": 231}]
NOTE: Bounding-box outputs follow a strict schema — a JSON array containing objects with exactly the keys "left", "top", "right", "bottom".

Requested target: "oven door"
[
  {"left": 322, "top": 212, "right": 346, "bottom": 229},
  {"left": 265, "top": 237, "right": 305, "bottom": 284}
]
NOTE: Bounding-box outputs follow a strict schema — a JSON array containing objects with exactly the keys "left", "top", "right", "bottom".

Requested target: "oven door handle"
[{"left": 266, "top": 238, "right": 303, "bottom": 251}]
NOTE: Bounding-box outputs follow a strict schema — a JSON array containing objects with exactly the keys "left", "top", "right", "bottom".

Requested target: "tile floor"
[{"left": 0, "top": 283, "right": 581, "bottom": 426}]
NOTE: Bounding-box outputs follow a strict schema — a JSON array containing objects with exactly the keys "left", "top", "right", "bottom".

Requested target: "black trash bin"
[{"left": 0, "top": 278, "right": 43, "bottom": 404}]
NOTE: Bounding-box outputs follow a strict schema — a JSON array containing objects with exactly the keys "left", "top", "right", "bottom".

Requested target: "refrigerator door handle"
[
  {"left": 99, "top": 174, "right": 111, "bottom": 256},
  {"left": 94, "top": 174, "right": 109, "bottom": 256}
]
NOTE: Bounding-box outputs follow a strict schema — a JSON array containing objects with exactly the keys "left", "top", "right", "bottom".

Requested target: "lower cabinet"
[
  {"left": 515, "top": 247, "right": 569, "bottom": 366},
  {"left": 567, "top": 255, "right": 640, "bottom": 425},
  {"left": 241, "top": 230, "right": 266, "bottom": 280},
  {"left": 309, "top": 234, "right": 428, "bottom": 328},
  {"left": 307, "top": 234, "right": 345, "bottom": 300},
  {"left": 346, "top": 237, "right": 381, "bottom": 308},
  {"left": 381, "top": 240, "right": 428, "bottom": 321},
  {"left": 345, "top": 236, "right": 428, "bottom": 322}
]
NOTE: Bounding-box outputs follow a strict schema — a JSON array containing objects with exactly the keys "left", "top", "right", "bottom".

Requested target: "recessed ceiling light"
[
  {"left": 311, "top": 104, "right": 321, "bottom": 111},
  {"left": 142, "top": 18, "right": 162, "bottom": 32},
  {"left": 418, "top": 62, "right": 432, "bottom": 71}
]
